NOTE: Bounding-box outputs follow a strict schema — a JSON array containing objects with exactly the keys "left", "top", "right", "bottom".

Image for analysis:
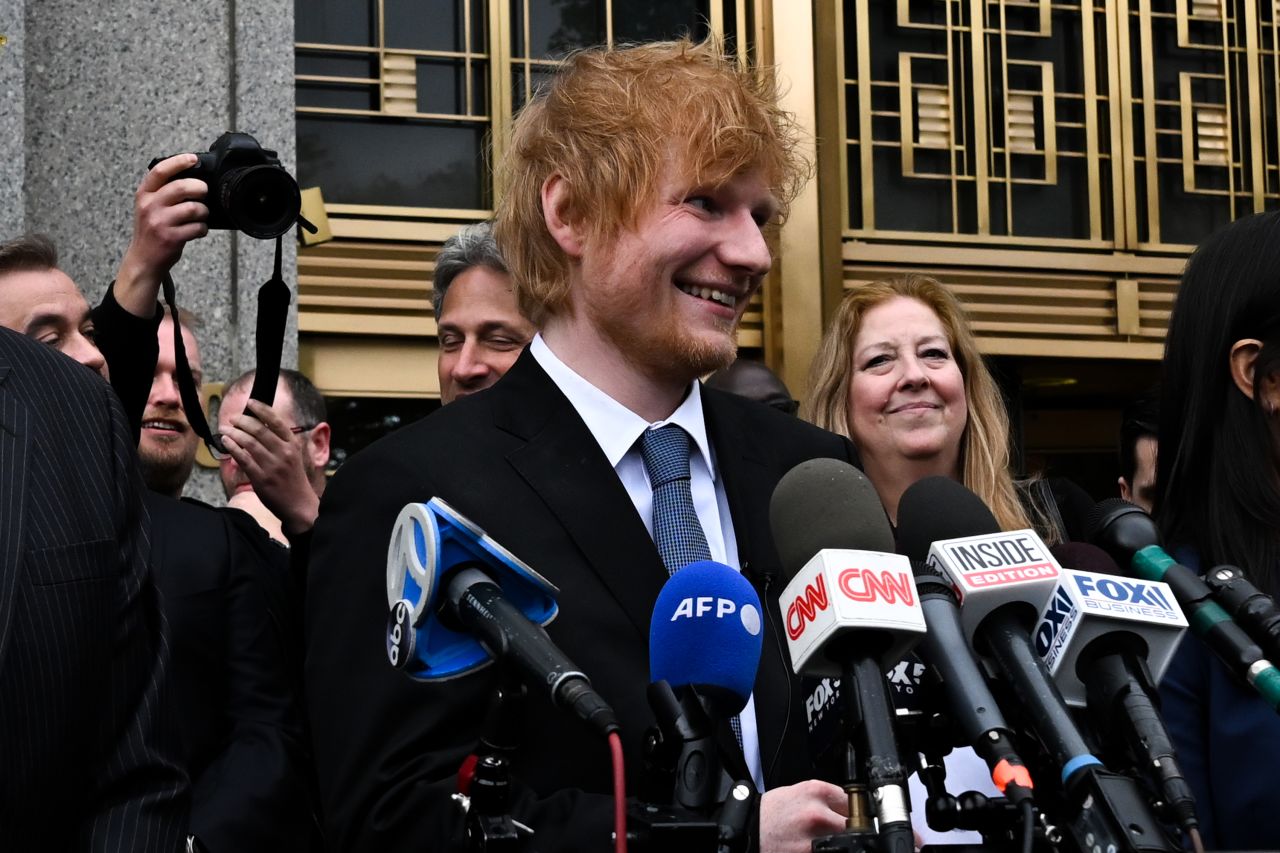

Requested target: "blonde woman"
[{"left": 803, "top": 274, "right": 1066, "bottom": 537}]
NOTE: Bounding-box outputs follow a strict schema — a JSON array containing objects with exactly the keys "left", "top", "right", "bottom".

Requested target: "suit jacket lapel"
[
  {"left": 704, "top": 390, "right": 799, "bottom": 789},
  {"left": 0, "top": 358, "right": 28, "bottom": 672},
  {"left": 493, "top": 350, "right": 668, "bottom": 641}
]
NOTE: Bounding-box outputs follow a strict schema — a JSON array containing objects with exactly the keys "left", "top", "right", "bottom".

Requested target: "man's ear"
[
  {"left": 1229, "top": 338, "right": 1263, "bottom": 400},
  {"left": 541, "top": 174, "right": 585, "bottom": 259},
  {"left": 308, "top": 421, "right": 332, "bottom": 468},
  {"left": 1118, "top": 476, "right": 1132, "bottom": 502}
]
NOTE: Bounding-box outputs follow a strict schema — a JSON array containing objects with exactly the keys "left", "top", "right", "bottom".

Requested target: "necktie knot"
[{"left": 640, "top": 425, "right": 693, "bottom": 489}]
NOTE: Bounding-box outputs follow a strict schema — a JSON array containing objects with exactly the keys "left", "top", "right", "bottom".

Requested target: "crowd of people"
[{"left": 1, "top": 36, "right": 1277, "bottom": 853}]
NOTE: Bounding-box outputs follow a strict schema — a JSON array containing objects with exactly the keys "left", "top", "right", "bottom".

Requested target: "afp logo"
[{"left": 670, "top": 596, "right": 762, "bottom": 636}]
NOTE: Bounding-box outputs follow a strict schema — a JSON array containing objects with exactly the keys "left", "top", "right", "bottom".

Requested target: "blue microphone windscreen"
[{"left": 649, "top": 560, "right": 764, "bottom": 716}]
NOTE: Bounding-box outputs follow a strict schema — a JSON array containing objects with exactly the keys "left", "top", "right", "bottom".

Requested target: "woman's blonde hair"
[{"left": 802, "top": 274, "right": 1037, "bottom": 534}]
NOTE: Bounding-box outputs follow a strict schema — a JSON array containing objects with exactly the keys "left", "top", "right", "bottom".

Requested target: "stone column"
[{"left": 16, "top": 0, "right": 295, "bottom": 504}]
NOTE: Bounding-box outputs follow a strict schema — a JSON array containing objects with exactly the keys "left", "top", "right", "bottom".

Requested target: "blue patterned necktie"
[
  {"left": 640, "top": 425, "right": 712, "bottom": 575},
  {"left": 640, "top": 425, "right": 745, "bottom": 750}
]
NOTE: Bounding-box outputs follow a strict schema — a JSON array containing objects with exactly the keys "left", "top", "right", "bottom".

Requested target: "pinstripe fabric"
[{"left": 0, "top": 327, "right": 189, "bottom": 851}]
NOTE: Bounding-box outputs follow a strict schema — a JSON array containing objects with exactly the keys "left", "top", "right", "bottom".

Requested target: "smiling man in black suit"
[{"left": 305, "top": 39, "right": 859, "bottom": 853}]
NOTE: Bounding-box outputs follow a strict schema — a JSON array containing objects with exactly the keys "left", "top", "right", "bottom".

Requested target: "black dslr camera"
[{"left": 152, "top": 132, "right": 301, "bottom": 239}]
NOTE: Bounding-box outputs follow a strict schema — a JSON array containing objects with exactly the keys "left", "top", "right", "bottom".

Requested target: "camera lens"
[{"left": 220, "top": 165, "right": 301, "bottom": 239}]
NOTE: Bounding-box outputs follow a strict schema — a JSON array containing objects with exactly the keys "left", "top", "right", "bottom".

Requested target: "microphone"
[
  {"left": 636, "top": 561, "right": 761, "bottom": 851},
  {"left": 650, "top": 560, "right": 764, "bottom": 718},
  {"left": 384, "top": 498, "right": 619, "bottom": 736},
  {"left": 770, "top": 460, "right": 924, "bottom": 675},
  {"left": 1087, "top": 499, "right": 1280, "bottom": 710},
  {"left": 1037, "top": 544, "right": 1186, "bottom": 707},
  {"left": 769, "top": 459, "right": 921, "bottom": 853},
  {"left": 896, "top": 478, "right": 1090, "bottom": 779},
  {"left": 910, "top": 563, "right": 1035, "bottom": 806},
  {"left": 898, "top": 478, "right": 1177, "bottom": 853},
  {"left": 1203, "top": 564, "right": 1280, "bottom": 664},
  {"left": 1033, "top": 549, "right": 1197, "bottom": 833}
]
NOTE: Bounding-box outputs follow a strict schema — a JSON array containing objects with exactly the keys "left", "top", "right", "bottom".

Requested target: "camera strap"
[
  {"left": 163, "top": 233, "right": 292, "bottom": 458},
  {"left": 161, "top": 270, "right": 222, "bottom": 454},
  {"left": 248, "top": 236, "right": 290, "bottom": 411}
]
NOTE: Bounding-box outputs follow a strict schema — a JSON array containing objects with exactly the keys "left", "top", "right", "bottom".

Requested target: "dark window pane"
[
  {"left": 385, "top": 0, "right": 466, "bottom": 52},
  {"left": 298, "top": 116, "right": 488, "bottom": 208},
  {"left": 298, "top": 82, "right": 380, "bottom": 112},
  {"left": 613, "top": 0, "right": 710, "bottom": 43},
  {"left": 416, "top": 59, "right": 482, "bottom": 115},
  {"left": 296, "top": 52, "right": 378, "bottom": 80},
  {"left": 296, "top": 0, "right": 375, "bottom": 47},
  {"left": 325, "top": 396, "right": 441, "bottom": 474},
  {"left": 525, "top": 0, "right": 605, "bottom": 58},
  {"left": 512, "top": 65, "right": 556, "bottom": 110}
]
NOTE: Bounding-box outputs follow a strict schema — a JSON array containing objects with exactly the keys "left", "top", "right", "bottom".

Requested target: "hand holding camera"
[
  {"left": 114, "top": 152, "right": 211, "bottom": 316},
  {"left": 114, "top": 133, "right": 303, "bottom": 317}
]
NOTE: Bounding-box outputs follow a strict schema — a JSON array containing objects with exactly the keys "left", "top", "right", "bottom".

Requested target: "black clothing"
[
  {"left": 94, "top": 286, "right": 317, "bottom": 851},
  {"left": 305, "top": 348, "right": 859, "bottom": 852},
  {"left": 0, "top": 327, "right": 189, "bottom": 850}
]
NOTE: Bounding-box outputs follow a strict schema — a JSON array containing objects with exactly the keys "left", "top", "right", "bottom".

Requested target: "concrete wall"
[{"left": 3, "top": 0, "right": 295, "bottom": 503}]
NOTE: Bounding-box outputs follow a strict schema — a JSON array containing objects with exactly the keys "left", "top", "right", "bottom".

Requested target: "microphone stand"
[
  {"left": 980, "top": 610, "right": 1179, "bottom": 853},
  {"left": 812, "top": 656, "right": 913, "bottom": 853},
  {"left": 452, "top": 676, "right": 538, "bottom": 853},
  {"left": 628, "top": 681, "right": 756, "bottom": 853},
  {"left": 910, "top": 735, "right": 1040, "bottom": 851}
]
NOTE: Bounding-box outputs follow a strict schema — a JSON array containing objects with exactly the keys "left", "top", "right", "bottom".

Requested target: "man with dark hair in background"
[
  {"left": 432, "top": 220, "right": 536, "bottom": 404},
  {"left": 1118, "top": 387, "right": 1160, "bottom": 512},
  {"left": 305, "top": 39, "right": 859, "bottom": 852},
  {"left": 216, "top": 367, "right": 331, "bottom": 544},
  {"left": 705, "top": 358, "right": 798, "bottom": 415},
  {"left": 0, "top": 233, "right": 108, "bottom": 376}
]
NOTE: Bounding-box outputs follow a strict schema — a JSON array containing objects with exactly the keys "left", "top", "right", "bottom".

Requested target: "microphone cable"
[
  {"left": 1019, "top": 798, "right": 1034, "bottom": 853},
  {"left": 610, "top": 730, "right": 628, "bottom": 853}
]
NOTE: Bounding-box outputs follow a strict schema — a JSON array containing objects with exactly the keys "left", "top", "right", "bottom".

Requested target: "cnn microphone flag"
[{"left": 779, "top": 549, "right": 925, "bottom": 678}]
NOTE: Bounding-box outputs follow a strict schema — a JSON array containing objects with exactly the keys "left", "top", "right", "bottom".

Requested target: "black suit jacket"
[
  {"left": 305, "top": 348, "right": 858, "bottom": 852},
  {"left": 0, "top": 327, "right": 189, "bottom": 850},
  {"left": 146, "top": 495, "right": 316, "bottom": 852},
  {"left": 95, "top": 283, "right": 318, "bottom": 851}
]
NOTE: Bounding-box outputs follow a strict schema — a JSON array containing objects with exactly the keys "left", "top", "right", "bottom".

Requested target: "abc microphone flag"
[{"left": 384, "top": 498, "right": 559, "bottom": 680}]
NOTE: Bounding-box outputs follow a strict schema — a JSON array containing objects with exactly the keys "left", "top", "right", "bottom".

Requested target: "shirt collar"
[{"left": 529, "top": 334, "right": 717, "bottom": 478}]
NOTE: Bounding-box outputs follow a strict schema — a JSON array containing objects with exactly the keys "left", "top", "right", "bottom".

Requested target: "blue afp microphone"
[
  {"left": 385, "top": 498, "right": 618, "bottom": 736},
  {"left": 643, "top": 560, "right": 762, "bottom": 835},
  {"left": 650, "top": 560, "right": 765, "bottom": 716}
]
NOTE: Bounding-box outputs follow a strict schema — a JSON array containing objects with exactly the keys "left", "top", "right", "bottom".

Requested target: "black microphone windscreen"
[
  {"left": 896, "top": 476, "right": 1001, "bottom": 563},
  {"left": 1085, "top": 498, "right": 1161, "bottom": 565},
  {"left": 768, "top": 458, "right": 894, "bottom": 582},
  {"left": 1050, "top": 541, "right": 1122, "bottom": 575}
]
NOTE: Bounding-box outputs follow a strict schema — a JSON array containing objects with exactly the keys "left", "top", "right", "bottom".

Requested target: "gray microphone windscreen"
[
  {"left": 768, "top": 458, "right": 894, "bottom": 582},
  {"left": 896, "top": 476, "right": 1001, "bottom": 563}
]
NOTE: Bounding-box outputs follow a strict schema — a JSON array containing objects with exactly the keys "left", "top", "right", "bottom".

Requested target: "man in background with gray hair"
[{"left": 433, "top": 221, "right": 535, "bottom": 404}]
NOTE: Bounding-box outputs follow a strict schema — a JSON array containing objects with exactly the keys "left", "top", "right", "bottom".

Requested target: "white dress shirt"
[{"left": 530, "top": 334, "right": 766, "bottom": 791}]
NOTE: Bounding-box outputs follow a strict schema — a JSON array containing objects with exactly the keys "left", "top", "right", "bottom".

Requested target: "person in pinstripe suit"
[{"left": 0, "top": 324, "right": 189, "bottom": 849}]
